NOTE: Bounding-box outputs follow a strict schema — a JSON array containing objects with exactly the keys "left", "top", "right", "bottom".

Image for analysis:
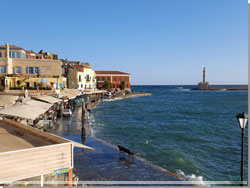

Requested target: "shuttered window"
[
  {"left": 14, "top": 66, "right": 22, "bottom": 74},
  {"left": 0, "top": 66, "right": 6, "bottom": 73},
  {"left": 17, "top": 52, "right": 21, "bottom": 58},
  {"left": 26, "top": 67, "right": 40, "bottom": 74}
]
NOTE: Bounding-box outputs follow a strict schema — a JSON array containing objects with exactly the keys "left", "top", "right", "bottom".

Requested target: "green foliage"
[
  {"left": 52, "top": 54, "right": 58, "bottom": 60},
  {"left": 120, "top": 81, "right": 125, "bottom": 90},
  {"left": 104, "top": 80, "right": 112, "bottom": 90}
]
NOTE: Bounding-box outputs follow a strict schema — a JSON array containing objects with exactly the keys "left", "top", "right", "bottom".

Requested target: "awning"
[
  {"left": 0, "top": 100, "right": 53, "bottom": 120},
  {"left": 24, "top": 100, "right": 53, "bottom": 111},
  {"left": 33, "top": 96, "right": 62, "bottom": 104},
  {"left": 0, "top": 95, "right": 19, "bottom": 107},
  {"left": 60, "top": 91, "right": 80, "bottom": 100}
]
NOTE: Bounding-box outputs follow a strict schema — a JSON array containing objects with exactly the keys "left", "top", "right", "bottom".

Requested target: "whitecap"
[
  {"left": 102, "top": 98, "right": 123, "bottom": 102},
  {"left": 176, "top": 169, "right": 209, "bottom": 186}
]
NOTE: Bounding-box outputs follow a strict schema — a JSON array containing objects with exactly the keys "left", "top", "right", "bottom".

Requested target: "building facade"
[
  {"left": 0, "top": 43, "right": 63, "bottom": 91},
  {"left": 73, "top": 64, "right": 96, "bottom": 91},
  {"left": 95, "top": 71, "right": 131, "bottom": 89}
]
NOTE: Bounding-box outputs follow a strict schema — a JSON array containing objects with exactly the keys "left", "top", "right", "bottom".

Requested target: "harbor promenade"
[{"left": 47, "top": 107, "right": 190, "bottom": 186}]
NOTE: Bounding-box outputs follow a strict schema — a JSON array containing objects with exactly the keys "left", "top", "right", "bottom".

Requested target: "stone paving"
[{"left": 48, "top": 107, "right": 191, "bottom": 186}]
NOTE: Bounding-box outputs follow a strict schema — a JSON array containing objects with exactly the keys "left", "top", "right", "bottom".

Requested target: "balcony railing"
[{"left": 5, "top": 74, "right": 61, "bottom": 78}]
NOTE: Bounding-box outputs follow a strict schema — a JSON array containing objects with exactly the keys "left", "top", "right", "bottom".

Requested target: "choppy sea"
[{"left": 89, "top": 85, "right": 248, "bottom": 184}]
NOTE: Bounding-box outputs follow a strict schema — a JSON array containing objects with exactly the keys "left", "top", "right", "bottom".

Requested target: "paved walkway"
[
  {"left": 48, "top": 108, "right": 190, "bottom": 185},
  {"left": 74, "top": 136, "right": 182, "bottom": 182}
]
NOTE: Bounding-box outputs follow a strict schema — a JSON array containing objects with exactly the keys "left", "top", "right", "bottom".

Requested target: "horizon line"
[{"left": 131, "top": 84, "right": 248, "bottom": 86}]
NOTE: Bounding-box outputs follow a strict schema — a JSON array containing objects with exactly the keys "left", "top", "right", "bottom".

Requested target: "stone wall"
[{"left": 67, "top": 69, "right": 78, "bottom": 89}]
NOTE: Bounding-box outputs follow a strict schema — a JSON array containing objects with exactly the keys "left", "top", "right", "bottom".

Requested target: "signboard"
[{"left": 54, "top": 168, "right": 69, "bottom": 176}]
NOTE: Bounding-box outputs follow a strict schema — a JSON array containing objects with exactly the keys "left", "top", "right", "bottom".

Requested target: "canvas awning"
[
  {"left": 0, "top": 95, "right": 19, "bottom": 107},
  {"left": 60, "top": 91, "right": 79, "bottom": 100},
  {"left": 33, "top": 96, "right": 62, "bottom": 104},
  {"left": 24, "top": 100, "right": 53, "bottom": 111},
  {"left": 0, "top": 100, "right": 53, "bottom": 120}
]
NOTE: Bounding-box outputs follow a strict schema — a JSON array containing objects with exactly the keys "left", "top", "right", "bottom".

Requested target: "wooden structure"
[{"left": 0, "top": 118, "right": 93, "bottom": 185}]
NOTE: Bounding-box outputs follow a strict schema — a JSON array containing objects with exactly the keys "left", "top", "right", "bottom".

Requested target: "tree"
[
  {"left": 104, "top": 80, "right": 112, "bottom": 90},
  {"left": 120, "top": 81, "right": 125, "bottom": 90}
]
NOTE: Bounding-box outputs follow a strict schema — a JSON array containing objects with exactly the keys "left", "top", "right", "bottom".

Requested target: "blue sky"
[{"left": 0, "top": 0, "right": 248, "bottom": 85}]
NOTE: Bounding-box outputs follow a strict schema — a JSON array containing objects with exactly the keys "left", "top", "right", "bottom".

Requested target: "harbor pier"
[{"left": 193, "top": 67, "right": 248, "bottom": 91}]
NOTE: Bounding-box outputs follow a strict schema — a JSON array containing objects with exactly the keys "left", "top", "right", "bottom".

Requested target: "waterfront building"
[
  {"left": 198, "top": 67, "right": 210, "bottom": 90},
  {"left": 0, "top": 43, "right": 64, "bottom": 91},
  {"left": 95, "top": 71, "right": 131, "bottom": 90},
  {"left": 73, "top": 64, "right": 96, "bottom": 91},
  {"left": 61, "top": 60, "right": 96, "bottom": 90}
]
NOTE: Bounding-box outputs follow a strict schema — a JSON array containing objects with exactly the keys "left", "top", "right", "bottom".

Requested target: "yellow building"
[
  {"left": 0, "top": 43, "right": 64, "bottom": 91},
  {"left": 73, "top": 64, "right": 96, "bottom": 91}
]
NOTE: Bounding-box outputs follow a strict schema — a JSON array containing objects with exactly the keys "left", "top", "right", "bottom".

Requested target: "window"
[
  {"left": 34, "top": 82, "right": 37, "bottom": 88},
  {"left": 0, "top": 66, "right": 6, "bottom": 73},
  {"left": 107, "top": 77, "right": 110, "bottom": 80},
  {"left": 17, "top": 80, "right": 20, "bottom": 85},
  {"left": 86, "top": 75, "right": 90, "bottom": 81},
  {"left": 34, "top": 67, "right": 39, "bottom": 74},
  {"left": 114, "top": 77, "right": 116, "bottom": 82},
  {"left": 102, "top": 77, "right": 105, "bottom": 81},
  {"left": 0, "top": 52, "right": 2, "bottom": 57},
  {"left": 79, "top": 75, "right": 81, "bottom": 82},
  {"left": 97, "top": 77, "right": 100, "bottom": 81},
  {"left": 14, "top": 66, "right": 22, "bottom": 74},
  {"left": 26, "top": 67, "right": 33, "bottom": 74},
  {"left": 119, "top": 77, "right": 122, "bottom": 81},
  {"left": 81, "top": 84, "right": 83, "bottom": 88},
  {"left": 17, "top": 52, "right": 21, "bottom": 58},
  {"left": 22, "top": 53, "right": 26, "bottom": 59},
  {"left": 26, "top": 67, "right": 39, "bottom": 74},
  {"left": 125, "top": 77, "right": 127, "bottom": 82},
  {"left": 9, "top": 51, "right": 16, "bottom": 58}
]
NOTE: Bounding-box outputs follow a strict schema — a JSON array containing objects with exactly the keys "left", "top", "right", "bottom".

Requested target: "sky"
[{"left": 0, "top": 0, "right": 248, "bottom": 85}]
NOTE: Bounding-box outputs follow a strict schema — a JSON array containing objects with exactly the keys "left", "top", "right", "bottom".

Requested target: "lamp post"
[{"left": 236, "top": 112, "right": 248, "bottom": 186}]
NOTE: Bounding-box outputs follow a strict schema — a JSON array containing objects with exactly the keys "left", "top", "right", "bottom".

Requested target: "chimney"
[{"left": 6, "top": 43, "right": 9, "bottom": 58}]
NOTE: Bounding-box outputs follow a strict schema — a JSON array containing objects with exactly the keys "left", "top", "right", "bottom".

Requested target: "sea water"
[{"left": 89, "top": 85, "right": 248, "bottom": 183}]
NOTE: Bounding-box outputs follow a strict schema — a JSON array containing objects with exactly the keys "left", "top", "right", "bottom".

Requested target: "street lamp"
[{"left": 236, "top": 112, "right": 248, "bottom": 186}]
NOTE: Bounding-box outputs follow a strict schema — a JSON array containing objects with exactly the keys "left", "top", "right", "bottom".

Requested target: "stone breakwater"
[
  {"left": 192, "top": 85, "right": 248, "bottom": 91},
  {"left": 119, "top": 92, "right": 152, "bottom": 98}
]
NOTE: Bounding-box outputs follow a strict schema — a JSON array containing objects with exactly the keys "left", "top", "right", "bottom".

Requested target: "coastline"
[{"left": 82, "top": 92, "right": 186, "bottom": 182}]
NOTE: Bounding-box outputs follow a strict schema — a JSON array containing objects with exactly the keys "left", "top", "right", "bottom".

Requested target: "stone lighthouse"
[
  {"left": 198, "top": 67, "right": 209, "bottom": 90},
  {"left": 203, "top": 67, "right": 206, "bottom": 83}
]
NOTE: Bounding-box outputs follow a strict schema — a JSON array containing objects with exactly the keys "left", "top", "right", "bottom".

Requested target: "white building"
[{"left": 73, "top": 64, "right": 96, "bottom": 91}]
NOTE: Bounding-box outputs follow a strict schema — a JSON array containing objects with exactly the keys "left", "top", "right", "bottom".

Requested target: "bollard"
[{"left": 82, "top": 101, "right": 85, "bottom": 117}]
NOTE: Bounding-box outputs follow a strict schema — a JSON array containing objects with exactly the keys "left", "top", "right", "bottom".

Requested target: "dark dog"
[{"left": 118, "top": 145, "right": 134, "bottom": 158}]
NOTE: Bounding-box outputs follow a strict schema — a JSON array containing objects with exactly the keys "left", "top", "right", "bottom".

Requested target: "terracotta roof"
[
  {"left": 25, "top": 50, "right": 41, "bottom": 56},
  {"left": 0, "top": 45, "right": 23, "bottom": 50},
  {"left": 72, "top": 65, "right": 83, "bottom": 72},
  {"left": 95, "top": 71, "right": 130, "bottom": 75},
  {"left": 72, "top": 64, "right": 91, "bottom": 72}
]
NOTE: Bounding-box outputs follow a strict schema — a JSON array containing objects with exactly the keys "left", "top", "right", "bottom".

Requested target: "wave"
[
  {"left": 176, "top": 170, "right": 209, "bottom": 186},
  {"left": 88, "top": 113, "right": 96, "bottom": 136},
  {"left": 102, "top": 98, "right": 123, "bottom": 102},
  {"left": 171, "top": 87, "right": 191, "bottom": 92}
]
